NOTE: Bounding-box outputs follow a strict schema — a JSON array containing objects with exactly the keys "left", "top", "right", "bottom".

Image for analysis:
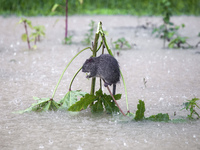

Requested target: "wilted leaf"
[{"left": 14, "top": 97, "right": 60, "bottom": 114}]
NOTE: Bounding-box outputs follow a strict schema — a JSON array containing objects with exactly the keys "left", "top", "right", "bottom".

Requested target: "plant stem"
[
  {"left": 69, "top": 66, "right": 82, "bottom": 91},
  {"left": 106, "top": 85, "right": 126, "bottom": 116},
  {"left": 120, "top": 70, "right": 129, "bottom": 112},
  {"left": 24, "top": 21, "right": 31, "bottom": 49},
  {"left": 90, "top": 32, "right": 99, "bottom": 95},
  {"left": 51, "top": 47, "right": 91, "bottom": 99}
]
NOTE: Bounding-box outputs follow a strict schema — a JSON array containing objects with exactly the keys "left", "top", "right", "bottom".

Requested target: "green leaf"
[
  {"left": 58, "top": 90, "right": 87, "bottom": 110},
  {"left": 134, "top": 100, "right": 145, "bottom": 121},
  {"left": 43, "top": 101, "right": 51, "bottom": 111},
  {"left": 146, "top": 113, "right": 170, "bottom": 122},
  {"left": 14, "top": 97, "right": 60, "bottom": 114},
  {"left": 26, "top": 20, "right": 33, "bottom": 28},
  {"left": 68, "top": 94, "right": 96, "bottom": 111},
  {"left": 91, "top": 98, "right": 104, "bottom": 113},
  {"left": 51, "top": 4, "right": 59, "bottom": 12},
  {"left": 21, "top": 33, "right": 27, "bottom": 42},
  {"left": 68, "top": 89, "right": 121, "bottom": 114},
  {"left": 33, "top": 45, "right": 37, "bottom": 49}
]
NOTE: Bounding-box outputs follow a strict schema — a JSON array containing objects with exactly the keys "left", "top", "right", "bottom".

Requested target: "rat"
[{"left": 82, "top": 54, "right": 120, "bottom": 95}]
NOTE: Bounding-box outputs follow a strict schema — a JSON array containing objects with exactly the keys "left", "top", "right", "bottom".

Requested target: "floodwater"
[{"left": 0, "top": 15, "right": 200, "bottom": 150}]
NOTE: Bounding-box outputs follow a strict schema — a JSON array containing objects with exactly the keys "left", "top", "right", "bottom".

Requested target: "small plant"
[
  {"left": 52, "top": 0, "right": 71, "bottom": 44},
  {"left": 19, "top": 18, "right": 45, "bottom": 49},
  {"left": 31, "top": 25, "right": 45, "bottom": 43},
  {"left": 82, "top": 20, "right": 96, "bottom": 45},
  {"left": 168, "top": 36, "right": 193, "bottom": 49},
  {"left": 112, "top": 37, "right": 131, "bottom": 50},
  {"left": 63, "top": 35, "right": 73, "bottom": 44},
  {"left": 152, "top": 0, "right": 191, "bottom": 49},
  {"left": 181, "top": 98, "right": 200, "bottom": 119}
]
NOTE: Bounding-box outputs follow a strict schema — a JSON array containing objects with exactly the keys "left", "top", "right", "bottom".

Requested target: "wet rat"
[{"left": 82, "top": 54, "right": 120, "bottom": 95}]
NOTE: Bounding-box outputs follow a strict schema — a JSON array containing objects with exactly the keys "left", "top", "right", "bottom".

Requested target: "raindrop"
[
  {"left": 48, "top": 139, "right": 53, "bottom": 145},
  {"left": 144, "top": 139, "right": 148, "bottom": 143},
  {"left": 77, "top": 145, "right": 82, "bottom": 150},
  {"left": 39, "top": 145, "right": 44, "bottom": 149}
]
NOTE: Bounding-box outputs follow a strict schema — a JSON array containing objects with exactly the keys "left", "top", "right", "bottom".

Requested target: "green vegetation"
[
  {"left": 16, "top": 22, "right": 128, "bottom": 116},
  {"left": 18, "top": 18, "right": 45, "bottom": 49},
  {"left": 181, "top": 98, "right": 200, "bottom": 119},
  {"left": 133, "top": 100, "right": 170, "bottom": 122},
  {"left": 152, "top": 0, "right": 195, "bottom": 49},
  {"left": 112, "top": 37, "right": 131, "bottom": 50},
  {"left": 0, "top": 0, "right": 200, "bottom": 16},
  {"left": 15, "top": 21, "right": 200, "bottom": 123}
]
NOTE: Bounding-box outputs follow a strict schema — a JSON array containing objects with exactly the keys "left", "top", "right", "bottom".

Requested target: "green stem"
[
  {"left": 90, "top": 30, "right": 100, "bottom": 95},
  {"left": 51, "top": 47, "right": 91, "bottom": 99},
  {"left": 120, "top": 70, "right": 129, "bottom": 111},
  {"left": 69, "top": 66, "right": 82, "bottom": 91}
]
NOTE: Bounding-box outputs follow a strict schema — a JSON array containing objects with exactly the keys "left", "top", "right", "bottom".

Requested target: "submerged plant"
[
  {"left": 19, "top": 18, "right": 46, "bottom": 49},
  {"left": 152, "top": 0, "right": 191, "bottom": 49},
  {"left": 63, "top": 35, "right": 73, "bottom": 45},
  {"left": 31, "top": 25, "right": 45, "bottom": 43},
  {"left": 181, "top": 98, "right": 200, "bottom": 119}
]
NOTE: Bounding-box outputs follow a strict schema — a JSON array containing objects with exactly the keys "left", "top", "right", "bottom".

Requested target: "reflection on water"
[{"left": 0, "top": 16, "right": 200, "bottom": 150}]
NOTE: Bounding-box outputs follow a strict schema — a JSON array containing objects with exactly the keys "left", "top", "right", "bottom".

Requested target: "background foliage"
[{"left": 0, "top": 0, "right": 200, "bottom": 16}]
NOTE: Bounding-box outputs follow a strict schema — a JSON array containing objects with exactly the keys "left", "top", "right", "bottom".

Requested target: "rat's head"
[{"left": 82, "top": 57, "right": 96, "bottom": 73}]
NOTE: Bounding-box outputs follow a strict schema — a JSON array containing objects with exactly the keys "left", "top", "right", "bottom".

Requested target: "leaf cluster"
[
  {"left": 68, "top": 89, "right": 121, "bottom": 114},
  {"left": 19, "top": 18, "right": 45, "bottom": 49},
  {"left": 181, "top": 98, "right": 200, "bottom": 119},
  {"left": 16, "top": 90, "right": 86, "bottom": 114},
  {"left": 113, "top": 37, "right": 131, "bottom": 50},
  {"left": 16, "top": 97, "right": 59, "bottom": 114},
  {"left": 152, "top": 0, "right": 193, "bottom": 49}
]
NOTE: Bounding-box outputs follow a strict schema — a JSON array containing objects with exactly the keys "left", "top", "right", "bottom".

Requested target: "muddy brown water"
[{"left": 0, "top": 15, "right": 200, "bottom": 150}]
